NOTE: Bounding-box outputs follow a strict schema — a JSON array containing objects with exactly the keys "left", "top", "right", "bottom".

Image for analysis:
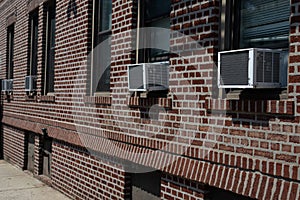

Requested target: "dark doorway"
[
  {"left": 131, "top": 171, "right": 161, "bottom": 200},
  {"left": 42, "top": 138, "right": 52, "bottom": 177},
  {"left": 24, "top": 132, "right": 35, "bottom": 173},
  {"left": 208, "top": 186, "right": 255, "bottom": 200}
]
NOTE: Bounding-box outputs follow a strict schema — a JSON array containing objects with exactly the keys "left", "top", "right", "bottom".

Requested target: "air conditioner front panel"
[
  {"left": 128, "top": 64, "right": 145, "bottom": 91},
  {"left": 25, "top": 75, "right": 37, "bottom": 92},
  {"left": 7, "top": 79, "right": 13, "bottom": 91},
  {"left": 25, "top": 76, "right": 30, "bottom": 91},
  {"left": 219, "top": 50, "right": 249, "bottom": 86},
  {"left": 1, "top": 80, "right": 6, "bottom": 91}
]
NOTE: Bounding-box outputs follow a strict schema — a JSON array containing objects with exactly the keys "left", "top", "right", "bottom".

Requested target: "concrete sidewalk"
[{"left": 0, "top": 160, "right": 70, "bottom": 200}]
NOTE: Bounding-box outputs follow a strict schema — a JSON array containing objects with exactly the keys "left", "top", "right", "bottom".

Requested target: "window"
[
  {"left": 137, "top": 0, "right": 171, "bottom": 63},
  {"left": 28, "top": 10, "right": 39, "bottom": 77},
  {"left": 7, "top": 24, "right": 14, "bottom": 80},
  {"left": 221, "top": 0, "right": 290, "bottom": 50},
  {"left": 219, "top": 0, "right": 290, "bottom": 98},
  {"left": 91, "top": 0, "right": 112, "bottom": 94},
  {"left": 43, "top": 1, "right": 56, "bottom": 95},
  {"left": 131, "top": 171, "right": 161, "bottom": 199}
]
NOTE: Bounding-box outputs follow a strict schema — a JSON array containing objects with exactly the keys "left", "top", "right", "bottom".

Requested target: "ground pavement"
[{"left": 0, "top": 160, "right": 70, "bottom": 200}]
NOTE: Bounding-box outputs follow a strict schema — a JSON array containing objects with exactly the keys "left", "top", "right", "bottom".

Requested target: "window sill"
[
  {"left": 3, "top": 94, "right": 13, "bottom": 101},
  {"left": 27, "top": 0, "right": 39, "bottom": 13},
  {"left": 39, "top": 95, "right": 55, "bottom": 103},
  {"left": 25, "top": 95, "right": 37, "bottom": 102},
  {"left": 127, "top": 97, "right": 172, "bottom": 109},
  {"left": 84, "top": 95, "right": 112, "bottom": 105},
  {"left": 94, "top": 92, "right": 110, "bottom": 97},
  {"left": 224, "top": 89, "right": 287, "bottom": 101},
  {"left": 205, "top": 98, "right": 294, "bottom": 116}
]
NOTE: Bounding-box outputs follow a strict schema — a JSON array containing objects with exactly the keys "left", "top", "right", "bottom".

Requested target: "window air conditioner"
[
  {"left": 25, "top": 75, "right": 37, "bottom": 92},
  {"left": 2, "top": 79, "right": 13, "bottom": 92},
  {"left": 128, "top": 62, "right": 169, "bottom": 92},
  {"left": 218, "top": 48, "right": 287, "bottom": 89}
]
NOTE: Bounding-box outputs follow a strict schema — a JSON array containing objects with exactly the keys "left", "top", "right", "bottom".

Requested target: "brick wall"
[
  {"left": 2, "top": 125, "right": 25, "bottom": 169},
  {"left": 51, "top": 141, "right": 131, "bottom": 200},
  {"left": 0, "top": 0, "right": 299, "bottom": 199},
  {"left": 290, "top": 0, "right": 300, "bottom": 115},
  {"left": 161, "top": 174, "right": 208, "bottom": 200}
]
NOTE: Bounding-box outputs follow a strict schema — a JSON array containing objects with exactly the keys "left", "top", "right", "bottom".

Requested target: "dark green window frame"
[
  {"left": 28, "top": 10, "right": 39, "bottom": 76},
  {"left": 43, "top": 0, "right": 56, "bottom": 95},
  {"left": 7, "top": 24, "right": 14, "bottom": 79}
]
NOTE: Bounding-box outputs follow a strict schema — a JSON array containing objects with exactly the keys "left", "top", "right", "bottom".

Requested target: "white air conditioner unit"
[
  {"left": 25, "top": 75, "right": 37, "bottom": 92},
  {"left": 218, "top": 48, "right": 287, "bottom": 89},
  {"left": 2, "top": 79, "right": 13, "bottom": 92},
  {"left": 128, "top": 62, "right": 169, "bottom": 92}
]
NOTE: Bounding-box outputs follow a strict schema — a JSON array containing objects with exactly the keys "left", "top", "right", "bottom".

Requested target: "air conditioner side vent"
[{"left": 25, "top": 75, "right": 37, "bottom": 92}]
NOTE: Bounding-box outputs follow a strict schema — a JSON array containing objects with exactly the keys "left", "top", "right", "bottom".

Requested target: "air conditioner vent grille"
[
  {"left": 128, "top": 62, "right": 169, "bottom": 92},
  {"left": 129, "top": 65, "right": 144, "bottom": 90},
  {"left": 25, "top": 75, "right": 37, "bottom": 92},
  {"left": 146, "top": 63, "right": 169, "bottom": 90},
  {"left": 273, "top": 53, "right": 280, "bottom": 82},
  {"left": 256, "top": 52, "right": 281, "bottom": 83},
  {"left": 2, "top": 79, "right": 13, "bottom": 92},
  {"left": 220, "top": 50, "right": 249, "bottom": 86}
]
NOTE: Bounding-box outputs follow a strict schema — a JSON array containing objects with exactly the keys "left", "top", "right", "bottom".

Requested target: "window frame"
[
  {"left": 7, "top": 24, "right": 14, "bottom": 80},
  {"left": 90, "top": 0, "right": 112, "bottom": 95},
  {"left": 43, "top": 0, "right": 56, "bottom": 96},
  {"left": 219, "top": 0, "right": 290, "bottom": 98},
  {"left": 137, "top": 0, "right": 171, "bottom": 63},
  {"left": 220, "top": 0, "right": 290, "bottom": 51},
  {"left": 28, "top": 9, "right": 39, "bottom": 77}
]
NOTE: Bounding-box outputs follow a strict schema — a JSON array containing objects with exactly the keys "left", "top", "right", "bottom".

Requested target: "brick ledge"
[
  {"left": 205, "top": 98, "right": 295, "bottom": 116},
  {"left": 84, "top": 96, "right": 112, "bottom": 105},
  {"left": 2, "top": 114, "right": 299, "bottom": 200},
  {"left": 127, "top": 97, "right": 172, "bottom": 109},
  {"left": 25, "top": 95, "right": 37, "bottom": 102},
  {"left": 39, "top": 95, "right": 55, "bottom": 103}
]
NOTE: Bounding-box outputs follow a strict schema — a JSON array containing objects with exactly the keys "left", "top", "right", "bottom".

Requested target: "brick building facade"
[{"left": 0, "top": 0, "right": 299, "bottom": 199}]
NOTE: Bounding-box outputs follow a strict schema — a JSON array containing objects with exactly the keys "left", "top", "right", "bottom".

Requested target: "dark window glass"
[
  {"left": 239, "top": 0, "right": 290, "bottom": 49},
  {"left": 98, "top": 0, "right": 112, "bottom": 33},
  {"left": 92, "top": 0, "right": 112, "bottom": 93},
  {"left": 143, "top": 0, "right": 170, "bottom": 22},
  {"left": 138, "top": 0, "right": 171, "bottom": 63},
  {"left": 44, "top": 1, "right": 56, "bottom": 95},
  {"left": 28, "top": 10, "right": 39, "bottom": 76},
  {"left": 224, "top": 0, "right": 290, "bottom": 50},
  {"left": 7, "top": 24, "right": 14, "bottom": 79}
]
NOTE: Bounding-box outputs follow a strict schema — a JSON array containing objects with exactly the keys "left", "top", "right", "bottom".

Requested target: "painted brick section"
[
  {"left": 2, "top": 125, "right": 25, "bottom": 169},
  {"left": 51, "top": 141, "right": 131, "bottom": 200}
]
